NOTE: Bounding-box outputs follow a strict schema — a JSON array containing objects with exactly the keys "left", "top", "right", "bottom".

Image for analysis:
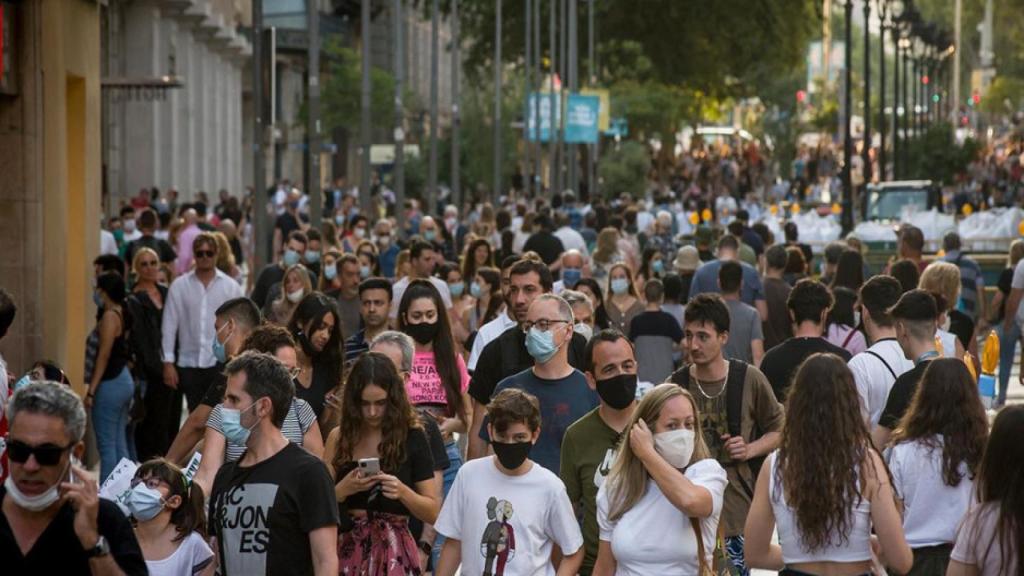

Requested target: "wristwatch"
[
  {"left": 418, "top": 540, "right": 433, "bottom": 556},
  {"left": 85, "top": 535, "right": 111, "bottom": 558}
]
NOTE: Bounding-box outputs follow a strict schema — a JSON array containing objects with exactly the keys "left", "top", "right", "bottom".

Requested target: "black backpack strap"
[
  {"left": 725, "top": 360, "right": 748, "bottom": 438},
  {"left": 669, "top": 364, "right": 691, "bottom": 390},
  {"left": 865, "top": 350, "right": 898, "bottom": 379}
]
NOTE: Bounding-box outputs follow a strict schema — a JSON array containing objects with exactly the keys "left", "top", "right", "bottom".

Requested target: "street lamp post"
[
  {"left": 428, "top": 0, "right": 439, "bottom": 215},
  {"left": 493, "top": 0, "right": 503, "bottom": 202},
  {"left": 901, "top": 35, "right": 909, "bottom": 176},
  {"left": 879, "top": 0, "right": 887, "bottom": 181},
  {"left": 393, "top": 0, "right": 406, "bottom": 235},
  {"left": 525, "top": 0, "right": 533, "bottom": 199},
  {"left": 892, "top": 20, "right": 901, "bottom": 180},
  {"left": 863, "top": 0, "right": 872, "bottom": 185},
  {"left": 451, "top": 0, "right": 460, "bottom": 210},
  {"left": 842, "top": 0, "right": 853, "bottom": 233}
]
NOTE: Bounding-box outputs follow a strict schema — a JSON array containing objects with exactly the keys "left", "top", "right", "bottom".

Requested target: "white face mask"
[
  {"left": 573, "top": 322, "right": 593, "bottom": 342},
  {"left": 654, "top": 428, "right": 695, "bottom": 469},
  {"left": 123, "top": 218, "right": 137, "bottom": 233},
  {"left": 287, "top": 288, "right": 305, "bottom": 303},
  {"left": 4, "top": 462, "right": 69, "bottom": 511}
]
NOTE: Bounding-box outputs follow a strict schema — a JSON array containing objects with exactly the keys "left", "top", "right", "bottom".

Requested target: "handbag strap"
[{"left": 690, "top": 516, "right": 710, "bottom": 575}]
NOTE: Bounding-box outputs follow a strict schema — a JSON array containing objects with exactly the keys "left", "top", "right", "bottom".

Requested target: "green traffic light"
[{"left": 932, "top": 94, "right": 940, "bottom": 103}]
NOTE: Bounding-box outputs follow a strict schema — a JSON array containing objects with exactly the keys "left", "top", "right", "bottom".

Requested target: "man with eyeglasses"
[
  {"left": 161, "top": 232, "right": 244, "bottom": 413},
  {"left": 477, "top": 294, "right": 598, "bottom": 473},
  {"left": 467, "top": 259, "right": 589, "bottom": 461},
  {"left": 1, "top": 381, "right": 147, "bottom": 574}
]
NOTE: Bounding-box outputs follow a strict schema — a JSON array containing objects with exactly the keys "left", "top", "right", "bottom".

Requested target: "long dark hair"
[
  {"left": 332, "top": 353, "right": 421, "bottom": 473},
  {"left": 287, "top": 292, "right": 343, "bottom": 392},
  {"left": 970, "top": 405, "right": 1024, "bottom": 575},
  {"left": 397, "top": 280, "right": 465, "bottom": 419},
  {"left": 461, "top": 238, "right": 494, "bottom": 286},
  {"left": 476, "top": 267, "right": 503, "bottom": 325},
  {"left": 638, "top": 247, "right": 661, "bottom": 281},
  {"left": 576, "top": 277, "right": 611, "bottom": 329},
  {"left": 891, "top": 359, "right": 988, "bottom": 487},
  {"left": 776, "top": 354, "right": 880, "bottom": 552},
  {"left": 827, "top": 286, "right": 858, "bottom": 328},
  {"left": 831, "top": 250, "right": 865, "bottom": 292},
  {"left": 134, "top": 458, "right": 206, "bottom": 541}
]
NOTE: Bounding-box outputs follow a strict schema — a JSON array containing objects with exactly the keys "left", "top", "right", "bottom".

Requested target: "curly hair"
[
  {"left": 892, "top": 359, "right": 988, "bottom": 487},
  {"left": 776, "top": 353, "right": 879, "bottom": 552},
  {"left": 331, "top": 352, "right": 421, "bottom": 474}
]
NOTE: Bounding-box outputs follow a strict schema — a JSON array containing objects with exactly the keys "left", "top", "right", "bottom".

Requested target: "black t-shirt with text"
[
  {"left": 760, "top": 336, "right": 852, "bottom": 402},
  {"left": 879, "top": 360, "right": 931, "bottom": 430},
  {"left": 209, "top": 442, "right": 338, "bottom": 576}
]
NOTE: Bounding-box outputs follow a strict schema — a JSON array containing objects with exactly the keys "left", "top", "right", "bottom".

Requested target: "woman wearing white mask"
[
  {"left": 129, "top": 458, "right": 214, "bottom": 576},
  {"left": 605, "top": 263, "right": 644, "bottom": 335},
  {"left": 265, "top": 263, "right": 313, "bottom": 326},
  {"left": 594, "top": 383, "right": 727, "bottom": 575}
]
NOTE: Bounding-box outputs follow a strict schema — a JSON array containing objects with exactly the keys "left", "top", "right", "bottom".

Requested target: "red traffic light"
[
  {"left": 921, "top": 75, "right": 930, "bottom": 85},
  {"left": 972, "top": 93, "right": 981, "bottom": 105},
  {"left": 796, "top": 90, "right": 806, "bottom": 103}
]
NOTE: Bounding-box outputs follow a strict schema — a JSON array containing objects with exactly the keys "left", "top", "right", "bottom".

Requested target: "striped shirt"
[
  {"left": 942, "top": 251, "right": 984, "bottom": 320},
  {"left": 206, "top": 398, "right": 317, "bottom": 463}
]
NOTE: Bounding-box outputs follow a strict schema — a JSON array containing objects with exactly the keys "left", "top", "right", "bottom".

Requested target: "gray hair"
[
  {"left": 560, "top": 290, "right": 593, "bottom": 318},
  {"left": 8, "top": 381, "right": 87, "bottom": 443},
  {"left": 533, "top": 293, "right": 575, "bottom": 324},
  {"left": 370, "top": 330, "right": 416, "bottom": 373}
]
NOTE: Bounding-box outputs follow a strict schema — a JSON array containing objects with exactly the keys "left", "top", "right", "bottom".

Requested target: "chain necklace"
[{"left": 693, "top": 366, "right": 727, "bottom": 400}]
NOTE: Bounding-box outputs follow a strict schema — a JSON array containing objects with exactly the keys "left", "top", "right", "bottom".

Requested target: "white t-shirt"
[
  {"left": 596, "top": 459, "right": 727, "bottom": 575},
  {"left": 951, "top": 502, "right": 1019, "bottom": 575},
  {"left": 388, "top": 276, "right": 453, "bottom": 320},
  {"left": 100, "top": 229, "right": 118, "bottom": 256},
  {"left": 144, "top": 531, "right": 215, "bottom": 576},
  {"left": 467, "top": 311, "right": 517, "bottom": 371},
  {"left": 937, "top": 329, "right": 958, "bottom": 358},
  {"left": 434, "top": 456, "right": 584, "bottom": 576},
  {"left": 1013, "top": 258, "right": 1024, "bottom": 325},
  {"left": 554, "top": 226, "right": 588, "bottom": 257},
  {"left": 887, "top": 436, "right": 974, "bottom": 547},
  {"left": 848, "top": 339, "right": 914, "bottom": 426}
]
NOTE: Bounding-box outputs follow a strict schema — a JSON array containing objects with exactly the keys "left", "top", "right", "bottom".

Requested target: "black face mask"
[
  {"left": 595, "top": 373, "right": 638, "bottom": 410},
  {"left": 491, "top": 440, "right": 532, "bottom": 470},
  {"left": 405, "top": 321, "right": 440, "bottom": 345}
]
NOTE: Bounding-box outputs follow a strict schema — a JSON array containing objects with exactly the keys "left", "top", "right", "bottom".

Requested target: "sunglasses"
[
  {"left": 194, "top": 250, "right": 215, "bottom": 258},
  {"left": 6, "top": 440, "right": 72, "bottom": 466},
  {"left": 139, "top": 260, "right": 159, "bottom": 268}
]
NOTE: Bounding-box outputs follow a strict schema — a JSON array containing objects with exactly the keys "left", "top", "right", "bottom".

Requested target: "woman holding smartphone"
[{"left": 323, "top": 352, "right": 440, "bottom": 574}]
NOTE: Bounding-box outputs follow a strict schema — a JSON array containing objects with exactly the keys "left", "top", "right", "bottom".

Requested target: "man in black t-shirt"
[
  {"left": 209, "top": 352, "right": 338, "bottom": 575},
  {"left": 874, "top": 290, "right": 939, "bottom": 449},
  {"left": 760, "top": 279, "right": 852, "bottom": 402},
  {"left": 125, "top": 207, "right": 177, "bottom": 264},
  {"left": 251, "top": 230, "right": 310, "bottom": 308},
  {"left": 1, "top": 382, "right": 146, "bottom": 574},
  {"left": 523, "top": 212, "right": 566, "bottom": 267}
]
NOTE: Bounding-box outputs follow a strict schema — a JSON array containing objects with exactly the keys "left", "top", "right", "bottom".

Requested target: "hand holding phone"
[{"left": 358, "top": 457, "right": 381, "bottom": 477}]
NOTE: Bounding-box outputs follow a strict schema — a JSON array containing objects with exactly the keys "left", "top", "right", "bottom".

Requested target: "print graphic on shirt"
[
  {"left": 696, "top": 393, "right": 730, "bottom": 464},
  {"left": 593, "top": 447, "right": 617, "bottom": 489},
  {"left": 481, "top": 497, "right": 516, "bottom": 576},
  {"left": 410, "top": 358, "right": 449, "bottom": 405},
  {"left": 213, "top": 482, "right": 277, "bottom": 575}
]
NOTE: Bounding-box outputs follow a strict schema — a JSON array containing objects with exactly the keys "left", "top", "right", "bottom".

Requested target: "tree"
[
  {"left": 319, "top": 38, "right": 410, "bottom": 134},
  {"left": 598, "top": 140, "right": 649, "bottom": 199}
]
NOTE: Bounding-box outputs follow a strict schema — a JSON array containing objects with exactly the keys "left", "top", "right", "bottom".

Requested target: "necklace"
[{"left": 692, "top": 367, "right": 727, "bottom": 400}]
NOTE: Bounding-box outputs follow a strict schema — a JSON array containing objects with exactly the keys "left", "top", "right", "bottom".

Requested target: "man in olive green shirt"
[{"left": 560, "top": 330, "right": 639, "bottom": 575}]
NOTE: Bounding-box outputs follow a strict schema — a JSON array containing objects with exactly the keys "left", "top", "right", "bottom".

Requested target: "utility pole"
[
  {"left": 588, "top": 0, "right": 596, "bottom": 200},
  {"left": 451, "top": 0, "right": 460, "bottom": 210},
  {"left": 567, "top": 0, "right": 578, "bottom": 196},
  {"left": 879, "top": 0, "right": 887, "bottom": 181},
  {"left": 307, "top": 0, "right": 321, "bottom": 227},
  {"left": 360, "top": 0, "right": 372, "bottom": 214},
  {"left": 842, "top": 0, "right": 853, "bottom": 233},
  {"left": 525, "top": 0, "right": 533, "bottom": 199},
  {"left": 532, "top": 0, "right": 541, "bottom": 196},
  {"left": 393, "top": 0, "right": 405, "bottom": 235},
  {"left": 428, "top": 0, "right": 439, "bottom": 216},
  {"left": 493, "top": 0, "right": 503, "bottom": 202},
  {"left": 951, "top": 0, "right": 961, "bottom": 124},
  {"left": 893, "top": 25, "right": 901, "bottom": 180},
  {"left": 252, "top": 0, "right": 269, "bottom": 269},
  {"left": 548, "top": 0, "right": 556, "bottom": 196},
  {"left": 902, "top": 36, "right": 909, "bottom": 176},
  {"left": 862, "top": 0, "right": 871, "bottom": 185}
]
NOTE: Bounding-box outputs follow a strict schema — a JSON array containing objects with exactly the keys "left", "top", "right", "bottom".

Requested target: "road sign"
[{"left": 564, "top": 94, "right": 600, "bottom": 143}]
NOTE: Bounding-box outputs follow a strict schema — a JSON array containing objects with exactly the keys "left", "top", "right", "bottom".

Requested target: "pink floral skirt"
[{"left": 338, "top": 512, "right": 421, "bottom": 576}]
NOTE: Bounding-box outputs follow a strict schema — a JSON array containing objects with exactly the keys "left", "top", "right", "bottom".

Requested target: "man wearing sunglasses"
[
  {"left": 1, "top": 381, "right": 147, "bottom": 574},
  {"left": 161, "top": 232, "right": 244, "bottom": 412},
  {"left": 477, "top": 294, "right": 598, "bottom": 474}
]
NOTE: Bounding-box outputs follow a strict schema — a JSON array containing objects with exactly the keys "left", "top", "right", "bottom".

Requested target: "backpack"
[{"left": 669, "top": 360, "right": 762, "bottom": 497}]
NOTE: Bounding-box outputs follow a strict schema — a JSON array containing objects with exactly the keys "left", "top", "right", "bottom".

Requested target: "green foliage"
[
  {"left": 980, "top": 76, "right": 1024, "bottom": 116},
  {"left": 320, "top": 38, "right": 404, "bottom": 134},
  {"left": 905, "top": 123, "right": 982, "bottom": 185},
  {"left": 598, "top": 140, "right": 649, "bottom": 199}
]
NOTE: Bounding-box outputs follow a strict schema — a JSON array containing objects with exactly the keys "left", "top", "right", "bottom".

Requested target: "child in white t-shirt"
[{"left": 434, "top": 388, "right": 584, "bottom": 576}]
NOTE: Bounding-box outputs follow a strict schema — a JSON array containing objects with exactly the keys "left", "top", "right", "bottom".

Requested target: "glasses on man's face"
[
  {"left": 521, "top": 319, "right": 570, "bottom": 333},
  {"left": 194, "top": 250, "right": 215, "bottom": 259},
  {"left": 287, "top": 366, "right": 302, "bottom": 379},
  {"left": 130, "top": 476, "right": 167, "bottom": 490},
  {"left": 6, "top": 440, "right": 71, "bottom": 466}
]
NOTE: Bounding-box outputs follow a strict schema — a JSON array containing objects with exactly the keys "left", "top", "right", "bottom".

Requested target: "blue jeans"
[
  {"left": 997, "top": 322, "right": 1020, "bottom": 406},
  {"left": 92, "top": 366, "right": 135, "bottom": 482},
  {"left": 432, "top": 441, "right": 463, "bottom": 567}
]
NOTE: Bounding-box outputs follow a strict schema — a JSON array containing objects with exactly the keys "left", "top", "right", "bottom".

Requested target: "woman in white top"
[
  {"left": 594, "top": 383, "right": 728, "bottom": 576},
  {"left": 948, "top": 405, "right": 1024, "bottom": 576},
  {"left": 745, "top": 353, "right": 912, "bottom": 576},
  {"left": 887, "top": 358, "right": 988, "bottom": 575},
  {"left": 128, "top": 458, "right": 214, "bottom": 576}
]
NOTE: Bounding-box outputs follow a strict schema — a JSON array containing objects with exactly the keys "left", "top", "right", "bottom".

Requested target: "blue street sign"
[
  {"left": 526, "top": 92, "right": 561, "bottom": 142},
  {"left": 564, "top": 94, "right": 600, "bottom": 144}
]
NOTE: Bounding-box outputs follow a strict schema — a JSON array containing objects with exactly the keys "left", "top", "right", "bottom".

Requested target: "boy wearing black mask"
[
  {"left": 560, "top": 329, "right": 639, "bottom": 575},
  {"left": 434, "top": 388, "right": 584, "bottom": 576}
]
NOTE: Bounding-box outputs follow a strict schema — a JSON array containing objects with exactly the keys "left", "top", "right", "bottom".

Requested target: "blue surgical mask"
[
  {"left": 283, "top": 249, "right": 301, "bottom": 267},
  {"left": 611, "top": 278, "right": 630, "bottom": 295},
  {"left": 335, "top": 214, "right": 345, "bottom": 226},
  {"left": 221, "top": 402, "right": 258, "bottom": 446},
  {"left": 449, "top": 281, "right": 465, "bottom": 298},
  {"left": 424, "top": 230, "right": 437, "bottom": 242},
  {"left": 305, "top": 250, "right": 320, "bottom": 264},
  {"left": 13, "top": 374, "right": 32, "bottom": 391},
  {"left": 324, "top": 263, "right": 338, "bottom": 280},
  {"left": 93, "top": 292, "right": 103, "bottom": 308},
  {"left": 526, "top": 326, "right": 561, "bottom": 364},
  {"left": 127, "top": 483, "right": 166, "bottom": 522},
  {"left": 652, "top": 260, "right": 665, "bottom": 274},
  {"left": 212, "top": 322, "right": 232, "bottom": 364},
  {"left": 360, "top": 265, "right": 371, "bottom": 279},
  {"left": 470, "top": 281, "right": 483, "bottom": 298},
  {"left": 562, "top": 268, "right": 582, "bottom": 288}
]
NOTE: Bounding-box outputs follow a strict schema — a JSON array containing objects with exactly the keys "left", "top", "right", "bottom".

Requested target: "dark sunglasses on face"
[
  {"left": 194, "top": 250, "right": 215, "bottom": 258},
  {"left": 139, "top": 260, "right": 159, "bottom": 268},
  {"left": 6, "top": 440, "right": 72, "bottom": 466}
]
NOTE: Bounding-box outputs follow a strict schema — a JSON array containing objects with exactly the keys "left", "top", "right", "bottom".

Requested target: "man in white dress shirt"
[{"left": 161, "top": 232, "right": 244, "bottom": 411}]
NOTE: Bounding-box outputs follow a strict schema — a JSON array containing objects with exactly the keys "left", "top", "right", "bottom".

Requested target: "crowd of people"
[{"left": 0, "top": 180, "right": 1021, "bottom": 576}]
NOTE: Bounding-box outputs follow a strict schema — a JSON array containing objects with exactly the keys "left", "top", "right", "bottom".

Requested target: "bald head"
[
  {"left": 562, "top": 250, "right": 584, "bottom": 269},
  {"left": 183, "top": 208, "right": 198, "bottom": 225}
]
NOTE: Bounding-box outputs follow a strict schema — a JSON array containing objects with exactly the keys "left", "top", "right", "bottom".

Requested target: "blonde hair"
[
  {"left": 920, "top": 261, "right": 961, "bottom": 308},
  {"left": 275, "top": 264, "right": 313, "bottom": 305},
  {"left": 593, "top": 227, "right": 620, "bottom": 264},
  {"left": 131, "top": 247, "right": 160, "bottom": 277},
  {"left": 605, "top": 383, "right": 711, "bottom": 522},
  {"left": 1009, "top": 239, "right": 1024, "bottom": 268},
  {"left": 212, "top": 232, "right": 235, "bottom": 276}
]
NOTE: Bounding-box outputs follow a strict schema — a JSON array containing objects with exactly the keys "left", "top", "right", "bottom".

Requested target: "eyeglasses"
[
  {"left": 194, "top": 250, "right": 215, "bottom": 258},
  {"left": 288, "top": 367, "right": 302, "bottom": 379},
  {"left": 521, "top": 319, "right": 570, "bottom": 333},
  {"left": 131, "top": 477, "right": 168, "bottom": 490},
  {"left": 6, "top": 440, "right": 72, "bottom": 466}
]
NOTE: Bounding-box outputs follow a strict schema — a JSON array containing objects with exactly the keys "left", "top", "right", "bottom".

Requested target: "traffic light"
[
  {"left": 921, "top": 75, "right": 930, "bottom": 85},
  {"left": 932, "top": 93, "right": 940, "bottom": 103},
  {"left": 796, "top": 90, "right": 806, "bottom": 103},
  {"left": 972, "top": 92, "right": 981, "bottom": 106}
]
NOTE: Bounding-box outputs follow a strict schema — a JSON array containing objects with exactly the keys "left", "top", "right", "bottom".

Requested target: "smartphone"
[
  {"left": 358, "top": 457, "right": 381, "bottom": 477},
  {"left": 67, "top": 456, "right": 82, "bottom": 484}
]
